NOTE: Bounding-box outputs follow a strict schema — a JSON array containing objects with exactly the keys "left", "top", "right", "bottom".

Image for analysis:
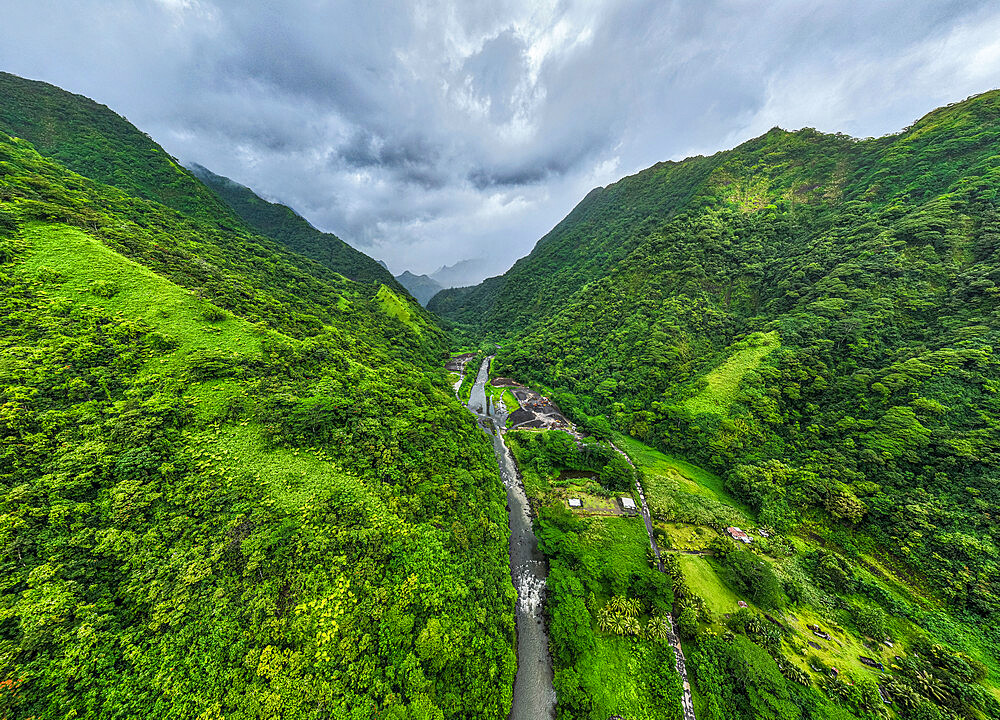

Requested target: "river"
[{"left": 466, "top": 357, "right": 556, "bottom": 719}]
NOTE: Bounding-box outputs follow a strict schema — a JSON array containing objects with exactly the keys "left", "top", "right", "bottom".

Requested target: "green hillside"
[
  {"left": 439, "top": 89, "right": 1000, "bottom": 720},
  {"left": 0, "top": 81, "right": 515, "bottom": 718},
  {"left": 0, "top": 72, "right": 234, "bottom": 220},
  {"left": 190, "top": 163, "right": 403, "bottom": 290}
]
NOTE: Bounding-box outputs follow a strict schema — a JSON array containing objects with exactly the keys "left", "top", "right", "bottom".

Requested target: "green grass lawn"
[
  {"left": 582, "top": 516, "right": 651, "bottom": 576},
  {"left": 659, "top": 522, "right": 719, "bottom": 551},
  {"left": 614, "top": 432, "right": 751, "bottom": 523},
  {"left": 553, "top": 478, "right": 618, "bottom": 513},
  {"left": 683, "top": 330, "right": 779, "bottom": 415},
  {"left": 566, "top": 493, "right": 619, "bottom": 513},
  {"left": 614, "top": 433, "right": 733, "bottom": 503}
]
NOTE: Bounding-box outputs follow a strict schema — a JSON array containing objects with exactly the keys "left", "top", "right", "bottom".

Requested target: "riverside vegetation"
[{"left": 434, "top": 90, "right": 1000, "bottom": 720}]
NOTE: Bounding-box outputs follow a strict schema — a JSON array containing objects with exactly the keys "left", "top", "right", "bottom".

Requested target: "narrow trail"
[{"left": 610, "top": 441, "right": 697, "bottom": 720}]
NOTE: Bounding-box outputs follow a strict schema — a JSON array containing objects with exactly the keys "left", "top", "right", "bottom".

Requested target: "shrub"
[
  {"left": 90, "top": 279, "right": 119, "bottom": 297},
  {"left": 201, "top": 303, "right": 228, "bottom": 321}
]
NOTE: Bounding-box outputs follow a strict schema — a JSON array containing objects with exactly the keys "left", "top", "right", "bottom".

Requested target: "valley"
[
  {"left": 3, "top": 68, "right": 1000, "bottom": 720},
  {"left": 464, "top": 356, "right": 556, "bottom": 719}
]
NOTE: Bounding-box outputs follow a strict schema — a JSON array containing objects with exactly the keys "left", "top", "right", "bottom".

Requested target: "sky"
[{"left": 3, "top": 0, "right": 1000, "bottom": 285}]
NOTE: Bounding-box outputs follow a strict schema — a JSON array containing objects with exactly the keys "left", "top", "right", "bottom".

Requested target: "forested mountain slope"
[
  {"left": 0, "top": 72, "right": 234, "bottom": 220},
  {"left": 429, "top": 152, "right": 722, "bottom": 329},
  {"left": 437, "top": 89, "right": 1000, "bottom": 696},
  {"left": 190, "top": 163, "right": 402, "bottom": 289},
  {"left": 0, "top": 78, "right": 515, "bottom": 718}
]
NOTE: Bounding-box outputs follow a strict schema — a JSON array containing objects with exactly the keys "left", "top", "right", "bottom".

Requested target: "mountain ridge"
[
  {"left": 0, "top": 72, "right": 516, "bottom": 719},
  {"left": 394, "top": 269, "right": 444, "bottom": 306},
  {"left": 189, "top": 162, "right": 405, "bottom": 291}
]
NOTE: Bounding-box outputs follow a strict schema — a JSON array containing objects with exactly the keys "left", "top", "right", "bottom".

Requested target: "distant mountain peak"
[{"left": 394, "top": 270, "right": 443, "bottom": 306}]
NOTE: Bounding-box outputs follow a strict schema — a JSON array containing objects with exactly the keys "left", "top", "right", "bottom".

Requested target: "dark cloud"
[{"left": 2, "top": 0, "right": 999, "bottom": 279}]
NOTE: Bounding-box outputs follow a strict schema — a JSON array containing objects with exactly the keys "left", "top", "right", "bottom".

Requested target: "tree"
[{"left": 677, "top": 606, "right": 699, "bottom": 640}]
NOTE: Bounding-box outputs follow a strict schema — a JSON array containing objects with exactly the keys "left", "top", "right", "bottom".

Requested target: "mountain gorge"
[
  {"left": 4, "top": 65, "right": 1000, "bottom": 720},
  {"left": 395, "top": 270, "right": 444, "bottom": 306}
]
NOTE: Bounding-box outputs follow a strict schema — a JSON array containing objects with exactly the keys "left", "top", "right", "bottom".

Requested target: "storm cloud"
[{"left": 3, "top": 0, "right": 1000, "bottom": 282}]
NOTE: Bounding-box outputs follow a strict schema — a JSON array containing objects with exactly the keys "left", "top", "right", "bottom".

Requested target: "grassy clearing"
[
  {"left": 782, "top": 605, "right": 894, "bottom": 681},
  {"left": 500, "top": 387, "right": 520, "bottom": 412},
  {"left": 19, "top": 222, "right": 263, "bottom": 374},
  {"left": 562, "top": 488, "right": 619, "bottom": 514},
  {"left": 583, "top": 516, "right": 651, "bottom": 576},
  {"left": 549, "top": 473, "right": 612, "bottom": 509},
  {"left": 210, "top": 424, "right": 363, "bottom": 512},
  {"left": 375, "top": 284, "right": 419, "bottom": 332},
  {"left": 614, "top": 432, "right": 751, "bottom": 522},
  {"left": 615, "top": 433, "right": 731, "bottom": 502},
  {"left": 683, "top": 330, "right": 779, "bottom": 415},
  {"left": 679, "top": 554, "right": 744, "bottom": 622},
  {"left": 659, "top": 522, "right": 719, "bottom": 551}
]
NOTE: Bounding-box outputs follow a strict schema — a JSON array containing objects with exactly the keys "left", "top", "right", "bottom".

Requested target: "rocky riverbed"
[{"left": 466, "top": 358, "right": 556, "bottom": 719}]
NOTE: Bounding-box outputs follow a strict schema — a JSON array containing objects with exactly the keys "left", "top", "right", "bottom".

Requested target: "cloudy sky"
[{"left": 3, "top": 1, "right": 1000, "bottom": 283}]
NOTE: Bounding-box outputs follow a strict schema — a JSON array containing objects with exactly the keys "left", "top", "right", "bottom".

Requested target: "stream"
[{"left": 466, "top": 357, "right": 556, "bottom": 719}]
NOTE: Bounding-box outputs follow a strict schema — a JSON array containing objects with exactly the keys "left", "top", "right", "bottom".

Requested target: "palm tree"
[
  {"left": 646, "top": 615, "right": 670, "bottom": 642},
  {"left": 596, "top": 605, "right": 613, "bottom": 632},
  {"left": 623, "top": 597, "right": 641, "bottom": 619},
  {"left": 915, "top": 670, "right": 948, "bottom": 703},
  {"left": 628, "top": 617, "right": 641, "bottom": 636},
  {"left": 611, "top": 614, "right": 629, "bottom": 636},
  {"left": 886, "top": 680, "right": 919, "bottom": 711}
]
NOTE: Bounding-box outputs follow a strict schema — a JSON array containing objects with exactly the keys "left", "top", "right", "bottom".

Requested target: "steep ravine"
[{"left": 466, "top": 357, "right": 556, "bottom": 719}]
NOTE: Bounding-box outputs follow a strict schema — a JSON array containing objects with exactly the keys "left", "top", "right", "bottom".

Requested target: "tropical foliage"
[
  {"left": 0, "top": 75, "right": 515, "bottom": 719},
  {"left": 439, "top": 90, "right": 1000, "bottom": 718}
]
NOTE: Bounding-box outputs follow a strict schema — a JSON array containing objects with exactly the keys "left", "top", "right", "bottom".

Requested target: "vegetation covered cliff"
[
  {"left": 436, "top": 90, "right": 1000, "bottom": 719},
  {"left": 0, "top": 74, "right": 515, "bottom": 718}
]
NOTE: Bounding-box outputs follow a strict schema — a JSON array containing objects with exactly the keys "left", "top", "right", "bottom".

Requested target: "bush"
[
  {"left": 600, "top": 453, "right": 634, "bottom": 492},
  {"left": 677, "top": 606, "right": 699, "bottom": 640},
  {"left": 720, "top": 550, "right": 785, "bottom": 609},
  {"left": 202, "top": 303, "right": 228, "bottom": 321},
  {"left": 90, "top": 278, "right": 119, "bottom": 297},
  {"left": 187, "top": 349, "right": 240, "bottom": 380}
]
